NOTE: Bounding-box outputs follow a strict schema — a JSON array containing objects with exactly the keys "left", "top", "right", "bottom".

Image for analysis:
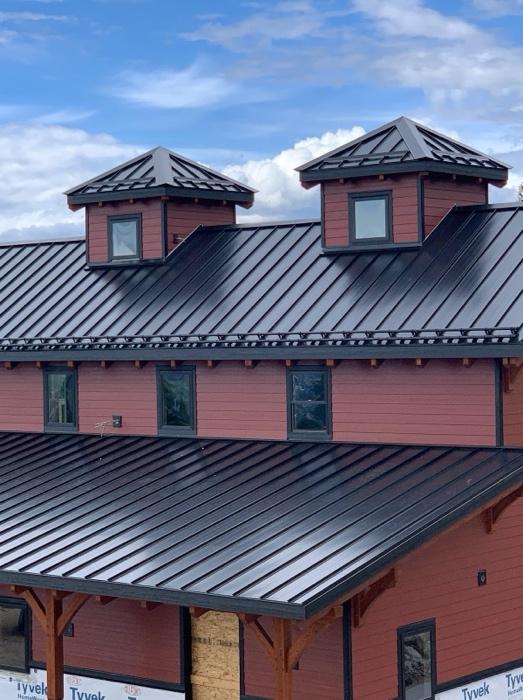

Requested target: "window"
[
  {"left": 157, "top": 368, "right": 196, "bottom": 435},
  {"left": 349, "top": 191, "right": 392, "bottom": 244},
  {"left": 0, "top": 599, "right": 28, "bottom": 673},
  {"left": 398, "top": 621, "right": 436, "bottom": 700},
  {"left": 108, "top": 215, "right": 141, "bottom": 260},
  {"left": 287, "top": 367, "right": 331, "bottom": 439},
  {"left": 44, "top": 367, "right": 77, "bottom": 431}
]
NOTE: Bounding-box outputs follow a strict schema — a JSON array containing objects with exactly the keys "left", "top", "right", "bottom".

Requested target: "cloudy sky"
[{"left": 0, "top": 0, "right": 522, "bottom": 240}]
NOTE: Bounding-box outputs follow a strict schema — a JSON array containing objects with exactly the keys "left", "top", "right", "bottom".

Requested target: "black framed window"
[
  {"left": 398, "top": 620, "right": 436, "bottom": 700},
  {"left": 349, "top": 191, "right": 392, "bottom": 244},
  {"left": 0, "top": 598, "right": 29, "bottom": 673},
  {"left": 287, "top": 367, "right": 331, "bottom": 439},
  {"left": 157, "top": 368, "right": 196, "bottom": 435},
  {"left": 108, "top": 215, "right": 141, "bottom": 260},
  {"left": 44, "top": 367, "right": 77, "bottom": 431}
]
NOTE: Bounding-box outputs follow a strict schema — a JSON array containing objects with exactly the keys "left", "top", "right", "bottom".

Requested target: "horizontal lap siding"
[
  {"left": 243, "top": 616, "right": 344, "bottom": 699},
  {"left": 78, "top": 363, "right": 158, "bottom": 435},
  {"left": 332, "top": 359, "right": 496, "bottom": 446},
  {"left": 87, "top": 199, "right": 164, "bottom": 263},
  {"left": 423, "top": 178, "right": 486, "bottom": 236},
  {"left": 197, "top": 362, "right": 287, "bottom": 440},
  {"left": 352, "top": 499, "right": 523, "bottom": 699},
  {"left": 503, "top": 365, "right": 523, "bottom": 445},
  {"left": 323, "top": 175, "right": 419, "bottom": 249},
  {"left": 0, "top": 365, "right": 42, "bottom": 431},
  {"left": 29, "top": 596, "right": 181, "bottom": 684},
  {"left": 167, "top": 200, "right": 235, "bottom": 252}
]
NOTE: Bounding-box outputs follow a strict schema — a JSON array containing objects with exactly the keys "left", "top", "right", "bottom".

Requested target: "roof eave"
[
  {"left": 67, "top": 185, "right": 255, "bottom": 206},
  {"left": 299, "top": 160, "right": 509, "bottom": 183}
]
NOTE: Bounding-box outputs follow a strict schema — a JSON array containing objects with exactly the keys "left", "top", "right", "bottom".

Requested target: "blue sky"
[{"left": 0, "top": 0, "right": 522, "bottom": 239}]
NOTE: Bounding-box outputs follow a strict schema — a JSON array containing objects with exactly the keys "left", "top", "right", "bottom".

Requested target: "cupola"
[
  {"left": 297, "top": 116, "right": 509, "bottom": 252},
  {"left": 66, "top": 147, "right": 255, "bottom": 266}
]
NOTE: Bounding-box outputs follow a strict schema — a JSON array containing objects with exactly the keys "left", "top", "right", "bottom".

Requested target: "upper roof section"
[
  {"left": 0, "top": 203, "right": 521, "bottom": 360},
  {"left": 66, "top": 146, "right": 256, "bottom": 207},
  {"left": 298, "top": 116, "right": 510, "bottom": 184}
]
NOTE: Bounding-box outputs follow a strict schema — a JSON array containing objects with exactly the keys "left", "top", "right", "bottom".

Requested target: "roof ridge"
[{"left": 0, "top": 236, "right": 85, "bottom": 248}]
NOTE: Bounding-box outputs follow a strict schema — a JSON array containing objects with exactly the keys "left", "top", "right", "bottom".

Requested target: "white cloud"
[
  {"left": 224, "top": 127, "right": 365, "bottom": 221},
  {"left": 0, "top": 123, "right": 141, "bottom": 239},
  {"left": 111, "top": 63, "right": 237, "bottom": 109},
  {"left": 353, "top": 0, "right": 480, "bottom": 40},
  {"left": 0, "top": 11, "right": 70, "bottom": 22},
  {"left": 472, "top": 0, "right": 523, "bottom": 15},
  {"left": 31, "top": 108, "right": 97, "bottom": 124}
]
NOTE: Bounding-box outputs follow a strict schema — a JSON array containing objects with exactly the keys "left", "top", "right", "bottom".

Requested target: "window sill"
[
  {"left": 44, "top": 425, "right": 78, "bottom": 434},
  {"left": 158, "top": 427, "right": 196, "bottom": 438},
  {"left": 287, "top": 432, "right": 331, "bottom": 442}
]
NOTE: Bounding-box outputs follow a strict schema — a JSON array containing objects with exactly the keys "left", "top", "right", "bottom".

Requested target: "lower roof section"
[{"left": 0, "top": 432, "right": 522, "bottom": 619}]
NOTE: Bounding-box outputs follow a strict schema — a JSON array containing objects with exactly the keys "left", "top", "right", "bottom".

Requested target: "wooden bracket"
[
  {"left": 66, "top": 360, "right": 77, "bottom": 369},
  {"left": 99, "top": 360, "right": 112, "bottom": 369},
  {"left": 244, "top": 360, "right": 258, "bottom": 369},
  {"left": 484, "top": 486, "right": 523, "bottom": 534},
  {"left": 462, "top": 358, "right": 475, "bottom": 368},
  {"left": 57, "top": 593, "right": 89, "bottom": 636},
  {"left": 206, "top": 360, "right": 218, "bottom": 369},
  {"left": 325, "top": 359, "right": 339, "bottom": 368},
  {"left": 369, "top": 359, "right": 383, "bottom": 369},
  {"left": 353, "top": 568, "right": 396, "bottom": 627},
  {"left": 36, "top": 360, "right": 46, "bottom": 369},
  {"left": 3, "top": 361, "right": 17, "bottom": 370},
  {"left": 170, "top": 359, "right": 179, "bottom": 369},
  {"left": 189, "top": 606, "right": 209, "bottom": 619},
  {"left": 414, "top": 358, "right": 427, "bottom": 368},
  {"left": 285, "top": 360, "right": 295, "bottom": 368},
  {"left": 133, "top": 360, "right": 146, "bottom": 369},
  {"left": 502, "top": 358, "right": 523, "bottom": 393},
  {"left": 95, "top": 595, "right": 115, "bottom": 606}
]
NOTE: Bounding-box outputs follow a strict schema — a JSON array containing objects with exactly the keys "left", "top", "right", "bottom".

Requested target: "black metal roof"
[
  {"left": 0, "top": 432, "right": 521, "bottom": 618},
  {"left": 0, "top": 203, "right": 521, "bottom": 360},
  {"left": 65, "top": 147, "right": 256, "bottom": 206},
  {"left": 298, "top": 117, "right": 510, "bottom": 183}
]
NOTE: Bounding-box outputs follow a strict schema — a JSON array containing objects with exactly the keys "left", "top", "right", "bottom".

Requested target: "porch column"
[
  {"left": 46, "top": 591, "right": 64, "bottom": 700},
  {"left": 273, "top": 618, "right": 292, "bottom": 700}
]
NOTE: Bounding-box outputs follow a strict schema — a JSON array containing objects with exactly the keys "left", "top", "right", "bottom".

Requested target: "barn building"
[{"left": 0, "top": 116, "right": 521, "bottom": 700}]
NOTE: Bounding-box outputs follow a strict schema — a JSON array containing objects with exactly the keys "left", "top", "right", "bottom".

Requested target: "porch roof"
[{"left": 0, "top": 432, "right": 521, "bottom": 618}]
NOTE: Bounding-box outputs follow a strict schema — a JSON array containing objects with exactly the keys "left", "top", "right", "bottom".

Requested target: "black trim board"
[
  {"left": 68, "top": 185, "right": 254, "bottom": 206},
  {"left": 495, "top": 357, "right": 504, "bottom": 447}
]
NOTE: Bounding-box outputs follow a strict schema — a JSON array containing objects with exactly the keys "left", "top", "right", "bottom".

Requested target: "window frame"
[
  {"left": 43, "top": 366, "right": 78, "bottom": 433},
  {"left": 397, "top": 619, "right": 437, "bottom": 700},
  {"left": 0, "top": 597, "right": 30, "bottom": 674},
  {"left": 108, "top": 214, "right": 142, "bottom": 261},
  {"left": 348, "top": 190, "right": 393, "bottom": 245},
  {"left": 157, "top": 366, "right": 197, "bottom": 437},
  {"left": 286, "top": 366, "right": 332, "bottom": 441}
]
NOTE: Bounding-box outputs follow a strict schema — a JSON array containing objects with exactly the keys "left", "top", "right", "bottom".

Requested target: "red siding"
[
  {"left": 0, "top": 364, "right": 42, "bottom": 431},
  {"left": 87, "top": 199, "right": 164, "bottom": 263},
  {"left": 78, "top": 363, "right": 157, "bottom": 435},
  {"left": 352, "top": 498, "right": 523, "bottom": 699},
  {"left": 503, "top": 365, "right": 523, "bottom": 446},
  {"left": 243, "top": 616, "right": 344, "bottom": 699},
  {"left": 332, "top": 359, "right": 496, "bottom": 446},
  {"left": 197, "top": 361, "right": 287, "bottom": 440},
  {"left": 166, "top": 199, "right": 235, "bottom": 252},
  {"left": 30, "top": 595, "right": 181, "bottom": 684},
  {"left": 423, "top": 178, "right": 487, "bottom": 236},
  {"left": 322, "top": 175, "right": 419, "bottom": 248}
]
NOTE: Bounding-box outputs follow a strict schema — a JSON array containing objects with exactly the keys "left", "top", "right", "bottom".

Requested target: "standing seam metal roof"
[
  {"left": 0, "top": 432, "right": 521, "bottom": 618},
  {"left": 0, "top": 203, "right": 521, "bottom": 356}
]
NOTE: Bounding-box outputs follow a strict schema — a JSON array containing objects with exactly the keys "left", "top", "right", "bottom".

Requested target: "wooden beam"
[
  {"left": 462, "top": 358, "right": 475, "bottom": 368},
  {"left": 325, "top": 359, "right": 339, "bottom": 368},
  {"left": 133, "top": 360, "right": 146, "bottom": 369},
  {"left": 206, "top": 359, "right": 218, "bottom": 369},
  {"left": 244, "top": 359, "right": 258, "bottom": 369},
  {"left": 273, "top": 618, "right": 292, "bottom": 700},
  {"left": 369, "top": 359, "right": 383, "bottom": 369},
  {"left": 46, "top": 590, "right": 64, "bottom": 700},
  {"left": 3, "top": 361, "right": 17, "bottom": 370},
  {"left": 189, "top": 606, "right": 209, "bottom": 619},
  {"left": 57, "top": 593, "right": 89, "bottom": 636},
  {"left": 239, "top": 614, "right": 274, "bottom": 659},
  {"left": 95, "top": 595, "right": 115, "bottom": 606},
  {"left": 285, "top": 359, "right": 295, "bottom": 368},
  {"left": 353, "top": 568, "right": 396, "bottom": 627},
  {"left": 378, "top": 174, "right": 385, "bottom": 181},
  {"left": 483, "top": 485, "right": 523, "bottom": 534},
  {"left": 15, "top": 588, "right": 47, "bottom": 630},
  {"left": 414, "top": 358, "right": 427, "bottom": 368},
  {"left": 99, "top": 360, "right": 112, "bottom": 369},
  {"left": 66, "top": 360, "right": 77, "bottom": 368},
  {"left": 502, "top": 357, "right": 523, "bottom": 393},
  {"left": 287, "top": 606, "right": 342, "bottom": 670},
  {"left": 170, "top": 359, "right": 180, "bottom": 369},
  {"left": 140, "top": 600, "right": 162, "bottom": 611},
  {"left": 36, "top": 360, "right": 46, "bottom": 369}
]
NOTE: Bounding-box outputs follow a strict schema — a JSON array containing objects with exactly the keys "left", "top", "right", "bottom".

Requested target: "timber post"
[{"left": 273, "top": 618, "right": 293, "bottom": 700}]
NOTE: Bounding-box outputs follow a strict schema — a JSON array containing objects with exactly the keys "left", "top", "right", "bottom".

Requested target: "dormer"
[
  {"left": 297, "top": 117, "right": 509, "bottom": 252},
  {"left": 66, "top": 147, "right": 255, "bottom": 266}
]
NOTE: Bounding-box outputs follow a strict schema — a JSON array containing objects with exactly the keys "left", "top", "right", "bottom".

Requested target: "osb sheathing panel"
[{"left": 191, "top": 611, "right": 240, "bottom": 700}]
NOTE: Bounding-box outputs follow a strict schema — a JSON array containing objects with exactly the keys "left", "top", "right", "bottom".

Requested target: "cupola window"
[
  {"left": 108, "top": 215, "right": 141, "bottom": 260},
  {"left": 349, "top": 191, "right": 392, "bottom": 244}
]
